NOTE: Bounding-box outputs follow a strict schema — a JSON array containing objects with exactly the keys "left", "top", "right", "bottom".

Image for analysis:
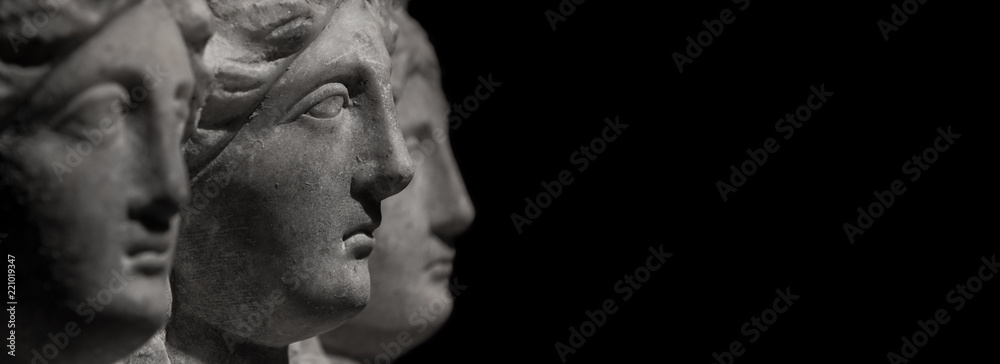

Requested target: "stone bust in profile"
[
  {"left": 0, "top": 0, "right": 212, "bottom": 363},
  {"left": 166, "top": 0, "right": 413, "bottom": 362},
  {"left": 313, "top": 4, "right": 475, "bottom": 363}
]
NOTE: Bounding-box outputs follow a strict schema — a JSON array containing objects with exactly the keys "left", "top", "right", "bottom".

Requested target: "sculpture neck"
[
  {"left": 288, "top": 337, "right": 359, "bottom": 364},
  {"left": 165, "top": 308, "right": 290, "bottom": 364},
  {"left": 326, "top": 354, "right": 362, "bottom": 364}
]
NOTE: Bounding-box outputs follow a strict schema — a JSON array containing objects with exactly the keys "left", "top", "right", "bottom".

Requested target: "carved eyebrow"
[{"left": 48, "top": 83, "right": 130, "bottom": 128}]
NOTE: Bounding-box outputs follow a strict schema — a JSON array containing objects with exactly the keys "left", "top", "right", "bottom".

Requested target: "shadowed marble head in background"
[{"left": 0, "top": 0, "right": 212, "bottom": 362}]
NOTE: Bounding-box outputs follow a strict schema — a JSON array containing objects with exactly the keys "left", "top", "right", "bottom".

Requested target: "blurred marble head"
[
  {"left": 0, "top": 0, "right": 212, "bottom": 362},
  {"left": 319, "top": 5, "right": 475, "bottom": 361},
  {"left": 169, "top": 0, "right": 413, "bottom": 349}
]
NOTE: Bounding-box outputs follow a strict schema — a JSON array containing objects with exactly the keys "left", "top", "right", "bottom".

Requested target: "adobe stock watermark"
[
  {"left": 544, "top": 0, "right": 588, "bottom": 31},
  {"left": 885, "top": 254, "right": 997, "bottom": 363},
  {"left": 716, "top": 83, "right": 834, "bottom": 202},
  {"left": 711, "top": 287, "right": 799, "bottom": 364},
  {"left": 842, "top": 126, "right": 959, "bottom": 245},
  {"left": 448, "top": 74, "right": 501, "bottom": 130},
  {"left": 511, "top": 116, "right": 627, "bottom": 234},
  {"left": 554, "top": 245, "right": 671, "bottom": 363},
  {"left": 5, "top": 243, "right": 14, "bottom": 357},
  {"left": 27, "top": 268, "right": 135, "bottom": 364},
  {"left": 6, "top": 0, "right": 71, "bottom": 55},
  {"left": 672, "top": 0, "right": 751, "bottom": 73},
  {"left": 877, "top": 0, "right": 929, "bottom": 41},
  {"left": 358, "top": 277, "right": 467, "bottom": 364},
  {"left": 49, "top": 64, "right": 171, "bottom": 183},
  {"left": 406, "top": 127, "right": 449, "bottom": 169}
]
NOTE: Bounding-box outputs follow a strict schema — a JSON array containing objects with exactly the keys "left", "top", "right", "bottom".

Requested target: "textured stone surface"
[{"left": 166, "top": 0, "right": 413, "bottom": 362}]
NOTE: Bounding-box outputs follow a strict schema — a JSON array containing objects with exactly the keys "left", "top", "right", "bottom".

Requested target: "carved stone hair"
[
  {"left": 0, "top": 0, "right": 211, "bottom": 131},
  {"left": 182, "top": 0, "right": 399, "bottom": 177},
  {"left": 0, "top": 0, "right": 142, "bottom": 124}
]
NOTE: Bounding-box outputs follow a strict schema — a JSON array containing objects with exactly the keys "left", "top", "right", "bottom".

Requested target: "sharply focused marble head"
[
  {"left": 0, "top": 0, "right": 212, "bottom": 362},
  {"left": 167, "top": 0, "right": 413, "bottom": 358},
  {"left": 318, "top": 6, "right": 475, "bottom": 361}
]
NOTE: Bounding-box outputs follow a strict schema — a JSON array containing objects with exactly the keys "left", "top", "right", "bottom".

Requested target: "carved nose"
[
  {"left": 129, "top": 82, "right": 192, "bottom": 233},
  {"left": 128, "top": 147, "right": 188, "bottom": 233},
  {"left": 351, "top": 75, "right": 413, "bottom": 206},
  {"left": 429, "top": 153, "right": 475, "bottom": 247},
  {"left": 129, "top": 196, "right": 181, "bottom": 233},
  {"left": 326, "top": 1, "right": 412, "bottom": 209},
  {"left": 359, "top": 148, "right": 413, "bottom": 204},
  {"left": 351, "top": 110, "right": 414, "bottom": 206}
]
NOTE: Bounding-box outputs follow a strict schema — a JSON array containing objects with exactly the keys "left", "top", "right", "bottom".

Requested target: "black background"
[{"left": 399, "top": 1, "right": 993, "bottom": 363}]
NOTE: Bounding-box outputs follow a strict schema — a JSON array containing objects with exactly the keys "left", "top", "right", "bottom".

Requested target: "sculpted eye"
[
  {"left": 280, "top": 83, "right": 354, "bottom": 125},
  {"left": 306, "top": 95, "right": 347, "bottom": 119},
  {"left": 404, "top": 134, "right": 421, "bottom": 152},
  {"left": 50, "top": 83, "right": 129, "bottom": 139}
]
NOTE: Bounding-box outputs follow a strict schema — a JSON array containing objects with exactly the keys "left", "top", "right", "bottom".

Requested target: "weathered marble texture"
[{"left": 164, "top": 0, "right": 412, "bottom": 362}]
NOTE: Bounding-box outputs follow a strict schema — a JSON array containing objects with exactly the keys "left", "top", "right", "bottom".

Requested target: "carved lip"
[
  {"left": 343, "top": 223, "right": 377, "bottom": 259},
  {"left": 128, "top": 252, "right": 171, "bottom": 276},
  {"left": 425, "top": 256, "right": 454, "bottom": 270},
  {"left": 425, "top": 238, "right": 455, "bottom": 281},
  {"left": 426, "top": 257, "right": 453, "bottom": 281},
  {"left": 126, "top": 237, "right": 171, "bottom": 255},
  {"left": 126, "top": 238, "right": 172, "bottom": 275}
]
